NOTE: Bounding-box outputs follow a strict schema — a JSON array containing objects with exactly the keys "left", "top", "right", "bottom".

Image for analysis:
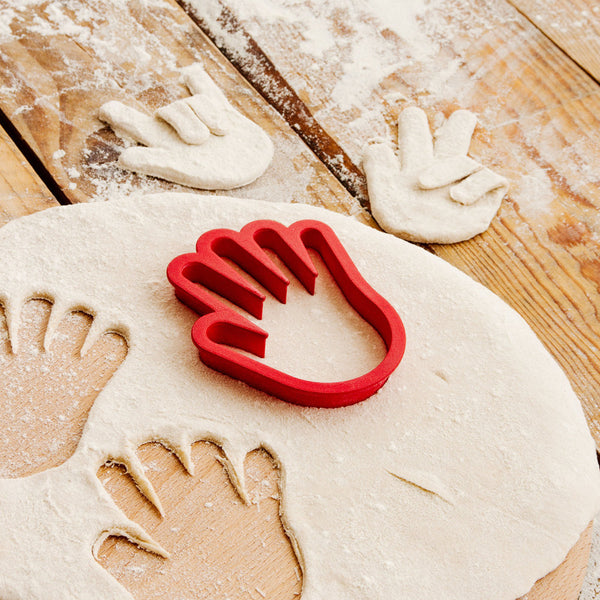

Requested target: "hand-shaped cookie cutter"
[{"left": 167, "top": 220, "right": 406, "bottom": 408}]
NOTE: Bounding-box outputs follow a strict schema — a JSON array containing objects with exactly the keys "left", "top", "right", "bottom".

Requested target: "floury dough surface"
[{"left": 0, "top": 194, "right": 598, "bottom": 600}]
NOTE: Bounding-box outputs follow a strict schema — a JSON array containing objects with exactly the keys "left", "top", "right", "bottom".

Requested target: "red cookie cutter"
[{"left": 167, "top": 219, "right": 406, "bottom": 408}]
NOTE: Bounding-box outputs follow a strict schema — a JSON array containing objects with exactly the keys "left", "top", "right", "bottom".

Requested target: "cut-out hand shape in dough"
[
  {"left": 0, "top": 298, "right": 127, "bottom": 479},
  {"left": 99, "top": 64, "right": 274, "bottom": 190},
  {"left": 362, "top": 106, "right": 509, "bottom": 244},
  {"left": 97, "top": 442, "right": 301, "bottom": 600}
]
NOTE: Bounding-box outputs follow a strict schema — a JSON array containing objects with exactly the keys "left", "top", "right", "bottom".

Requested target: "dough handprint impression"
[
  {"left": 362, "top": 106, "right": 509, "bottom": 244},
  {"left": 97, "top": 442, "right": 301, "bottom": 600},
  {"left": 0, "top": 298, "right": 127, "bottom": 478},
  {"left": 99, "top": 64, "right": 274, "bottom": 190}
]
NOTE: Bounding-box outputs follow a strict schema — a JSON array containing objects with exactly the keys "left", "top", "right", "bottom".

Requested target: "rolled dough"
[{"left": 0, "top": 194, "right": 597, "bottom": 600}]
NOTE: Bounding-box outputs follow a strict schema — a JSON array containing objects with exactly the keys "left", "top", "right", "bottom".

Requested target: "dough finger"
[
  {"left": 186, "top": 94, "right": 230, "bottom": 136},
  {"left": 99, "top": 101, "right": 176, "bottom": 148},
  {"left": 156, "top": 98, "right": 211, "bottom": 145},
  {"left": 398, "top": 106, "right": 434, "bottom": 172},
  {"left": 182, "top": 63, "right": 229, "bottom": 105},
  {"left": 450, "top": 167, "right": 509, "bottom": 205},
  {"left": 433, "top": 110, "right": 477, "bottom": 158},
  {"left": 417, "top": 155, "right": 481, "bottom": 189},
  {"left": 362, "top": 143, "right": 402, "bottom": 193}
]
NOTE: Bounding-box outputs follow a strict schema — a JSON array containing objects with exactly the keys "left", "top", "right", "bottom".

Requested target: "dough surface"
[{"left": 0, "top": 194, "right": 598, "bottom": 600}]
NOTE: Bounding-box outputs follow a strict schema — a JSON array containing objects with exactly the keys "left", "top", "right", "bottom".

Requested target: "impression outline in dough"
[
  {"left": 362, "top": 106, "right": 509, "bottom": 244},
  {"left": 98, "top": 63, "right": 274, "bottom": 190},
  {"left": 0, "top": 194, "right": 598, "bottom": 600}
]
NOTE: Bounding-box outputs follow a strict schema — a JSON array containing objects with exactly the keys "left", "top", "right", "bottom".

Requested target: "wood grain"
[
  {"left": 0, "top": 0, "right": 366, "bottom": 221},
  {"left": 520, "top": 522, "right": 593, "bottom": 600},
  {"left": 0, "top": 124, "right": 57, "bottom": 226},
  {"left": 0, "top": 299, "right": 127, "bottom": 478},
  {"left": 195, "top": 0, "right": 600, "bottom": 444},
  {"left": 507, "top": 0, "right": 600, "bottom": 83},
  {"left": 97, "top": 443, "right": 301, "bottom": 600}
]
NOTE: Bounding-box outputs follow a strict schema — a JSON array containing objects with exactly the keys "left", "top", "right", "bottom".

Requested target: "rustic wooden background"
[{"left": 0, "top": 0, "right": 598, "bottom": 598}]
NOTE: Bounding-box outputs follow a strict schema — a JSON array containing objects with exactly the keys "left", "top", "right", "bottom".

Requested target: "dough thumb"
[
  {"left": 362, "top": 143, "right": 401, "bottom": 190},
  {"left": 417, "top": 155, "right": 481, "bottom": 189},
  {"left": 182, "top": 63, "right": 230, "bottom": 108},
  {"left": 118, "top": 146, "right": 187, "bottom": 183}
]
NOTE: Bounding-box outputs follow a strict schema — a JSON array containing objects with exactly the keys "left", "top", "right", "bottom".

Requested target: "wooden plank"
[
  {"left": 190, "top": 0, "right": 600, "bottom": 444},
  {"left": 0, "top": 299, "right": 128, "bottom": 478},
  {"left": 0, "top": 124, "right": 57, "bottom": 225},
  {"left": 507, "top": 0, "right": 600, "bottom": 83},
  {"left": 0, "top": 0, "right": 365, "bottom": 221},
  {"left": 523, "top": 522, "right": 593, "bottom": 600}
]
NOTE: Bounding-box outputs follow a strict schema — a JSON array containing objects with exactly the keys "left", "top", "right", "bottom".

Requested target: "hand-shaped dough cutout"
[
  {"left": 362, "top": 107, "right": 508, "bottom": 244},
  {"left": 0, "top": 299, "right": 127, "bottom": 478},
  {"left": 97, "top": 442, "right": 301, "bottom": 600},
  {"left": 99, "top": 64, "right": 274, "bottom": 190}
]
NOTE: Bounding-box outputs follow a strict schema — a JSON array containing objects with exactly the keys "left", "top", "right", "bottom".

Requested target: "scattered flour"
[
  {"left": 510, "top": 166, "right": 555, "bottom": 221},
  {"left": 188, "top": 0, "right": 600, "bottom": 234}
]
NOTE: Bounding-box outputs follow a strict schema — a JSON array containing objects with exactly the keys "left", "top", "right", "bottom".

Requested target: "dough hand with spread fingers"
[
  {"left": 99, "top": 64, "right": 274, "bottom": 190},
  {"left": 362, "top": 106, "right": 509, "bottom": 243},
  {"left": 0, "top": 195, "right": 597, "bottom": 600}
]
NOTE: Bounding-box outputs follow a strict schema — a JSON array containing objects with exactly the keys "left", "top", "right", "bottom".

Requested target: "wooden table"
[{"left": 0, "top": 1, "right": 598, "bottom": 598}]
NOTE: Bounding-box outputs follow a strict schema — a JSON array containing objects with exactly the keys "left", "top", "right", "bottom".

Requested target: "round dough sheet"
[{"left": 0, "top": 194, "right": 598, "bottom": 600}]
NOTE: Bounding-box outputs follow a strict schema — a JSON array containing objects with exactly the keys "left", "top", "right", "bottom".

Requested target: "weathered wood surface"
[
  {"left": 0, "top": 0, "right": 598, "bottom": 599},
  {"left": 508, "top": 0, "right": 600, "bottom": 83},
  {"left": 0, "top": 299, "right": 127, "bottom": 479},
  {"left": 522, "top": 522, "right": 593, "bottom": 600},
  {"left": 0, "top": 0, "right": 364, "bottom": 219},
  {"left": 191, "top": 0, "right": 600, "bottom": 444},
  {"left": 97, "top": 443, "right": 301, "bottom": 600},
  {"left": 0, "top": 124, "right": 57, "bottom": 225}
]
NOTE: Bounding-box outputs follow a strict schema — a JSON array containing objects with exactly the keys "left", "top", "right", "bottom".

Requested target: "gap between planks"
[
  {"left": 0, "top": 97, "right": 70, "bottom": 208},
  {"left": 0, "top": 124, "right": 59, "bottom": 225},
  {"left": 176, "top": 0, "right": 369, "bottom": 206}
]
